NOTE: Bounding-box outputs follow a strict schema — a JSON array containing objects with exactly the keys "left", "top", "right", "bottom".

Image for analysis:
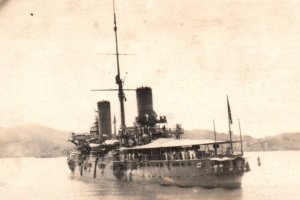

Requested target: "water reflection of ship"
[{"left": 67, "top": 1, "right": 250, "bottom": 188}]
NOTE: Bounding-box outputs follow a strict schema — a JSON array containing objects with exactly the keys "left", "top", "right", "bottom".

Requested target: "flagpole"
[
  {"left": 228, "top": 117, "right": 233, "bottom": 154},
  {"left": 213, "top": 119, "right": 217, "bottom": 156},
  {"left": 238, "top": 118, "right": 244, "bottom": 156},
  {"left": 227, "top": 95, "right": 233, "bottom": 154},
  {"left": 113, "top": 114, "right": 117, "bottom": 139}
]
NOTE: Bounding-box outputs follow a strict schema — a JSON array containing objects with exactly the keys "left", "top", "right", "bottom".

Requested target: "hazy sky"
[{"left": 0, "top": 0, "right": 300, "bottom": 137}]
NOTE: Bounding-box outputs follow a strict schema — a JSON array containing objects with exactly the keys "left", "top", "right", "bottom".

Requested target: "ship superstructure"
[{"left": 67, "top": 1, "right": 250, "bottom": 188}]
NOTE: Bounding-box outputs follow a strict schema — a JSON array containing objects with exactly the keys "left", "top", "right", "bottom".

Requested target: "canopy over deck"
[{"left": 121, "top": 138, "right": 240, "bottom": 150}]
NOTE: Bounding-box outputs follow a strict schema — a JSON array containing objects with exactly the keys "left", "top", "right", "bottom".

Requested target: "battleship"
[{"left": 67, "top": 1, "right": 250, "bottom": 188}]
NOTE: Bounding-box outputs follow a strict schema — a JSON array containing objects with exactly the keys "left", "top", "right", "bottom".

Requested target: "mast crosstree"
[{"left": 92, "top": 0, "right": 133, "bottom": 129}]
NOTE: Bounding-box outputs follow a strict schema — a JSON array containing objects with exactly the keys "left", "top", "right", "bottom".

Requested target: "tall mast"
[{"left": 113, "top": 0, "right": 126, "bottom": 128}]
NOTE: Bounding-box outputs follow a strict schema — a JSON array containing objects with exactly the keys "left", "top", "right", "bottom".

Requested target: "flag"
[{"left": 227, "top": 95, "right": 233, "bottom": 125}]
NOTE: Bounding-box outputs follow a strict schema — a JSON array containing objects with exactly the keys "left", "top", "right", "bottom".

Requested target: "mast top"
[
  {"left": 113, "top": 0, "right": 120, "bottom": 77},
  {"left": 112, "top": 0, "right": 126, "bottom": 128}
]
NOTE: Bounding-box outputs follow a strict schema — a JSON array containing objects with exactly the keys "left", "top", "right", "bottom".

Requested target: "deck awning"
[{"left": 121, "top": 138, "right": 239, "bottom": 150}]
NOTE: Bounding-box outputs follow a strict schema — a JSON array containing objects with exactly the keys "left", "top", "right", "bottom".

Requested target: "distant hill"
[
  {"left": 0, "top": 124, "right": 299, "bottom": 158},
  {"left": 184, "top": 129, "right": 300, "bottom": 151},
  {"left": 0, "top": 123, "right": 73, "bottom": 158},
  {"left": 244, "top": 132, "right": 300, "bottom": 151}
]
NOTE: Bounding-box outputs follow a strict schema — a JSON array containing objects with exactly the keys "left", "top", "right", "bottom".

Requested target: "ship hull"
[{"left": 69, "top": 155, "right": 245, "bottom": 189}]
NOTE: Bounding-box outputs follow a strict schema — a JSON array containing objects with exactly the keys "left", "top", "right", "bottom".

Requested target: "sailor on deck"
[{"left": 189, "top": 149, "right": 195, "bottom": 160}]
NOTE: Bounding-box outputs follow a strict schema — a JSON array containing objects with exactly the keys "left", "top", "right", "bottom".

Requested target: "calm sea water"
[{"left": 0, "top": 151, "right": 299, "bottom": 200}]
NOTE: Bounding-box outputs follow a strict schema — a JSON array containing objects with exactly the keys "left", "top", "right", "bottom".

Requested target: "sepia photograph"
[{"left": 0, "top": 0, "right": 299, "bottom": 199}]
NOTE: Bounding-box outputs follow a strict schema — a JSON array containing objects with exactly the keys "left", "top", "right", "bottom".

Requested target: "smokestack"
[
  {"left": 97, "top": 101, "right": 112, "bottom": 139},
  {"left": 136, "top": 87, "right": 157, "bottom": 126}
]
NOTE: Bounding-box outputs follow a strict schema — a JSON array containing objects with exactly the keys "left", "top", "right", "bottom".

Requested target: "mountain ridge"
[
  {"left": 184, "top": 129, "right": 300, "bottom": 151},
  {"left": 0, "top": 123, "right": 73, "bottom": 157},
  {"left": 0, "top": 124, "right": 299, "bottom": 158}
]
